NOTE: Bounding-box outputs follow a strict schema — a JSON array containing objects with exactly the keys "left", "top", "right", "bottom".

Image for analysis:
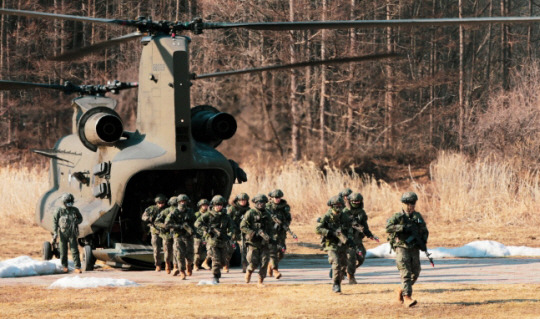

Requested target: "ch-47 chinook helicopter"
[{"left": 1, "top": 7, "right": 540, "bottom": 270}]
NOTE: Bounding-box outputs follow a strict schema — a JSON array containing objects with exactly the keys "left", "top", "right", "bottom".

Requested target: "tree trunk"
[
  {"left": 319, "top": 0, "right": 327, "bottom": 158},
  {"left": 290, "top": 0, "right": 301, "bottom": 161},
  {"left": 345, "top": 0, "right": 356, "bottom": 151},
  {"left": 384, "top": 0, "right": 394, "bottom": 149},
  {"left": 458, "top": 0, "right": 465, "bottom": 151}
]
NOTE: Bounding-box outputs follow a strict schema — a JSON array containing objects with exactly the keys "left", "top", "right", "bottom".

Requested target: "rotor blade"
[
  {"left": 0, "top": 80, "right": 66, "bottom": 91},
  {"left": 202, "top": 16, "right": 540, "bottom": 31},
  {"left": 49, "top": 32, "right": 143, "bottom": 61},
  {"left": 193, "top": 53, "right": 400, "bottom": 80},
  {"left": 0, "top": 8, "right": 134, "bottom": 27}
]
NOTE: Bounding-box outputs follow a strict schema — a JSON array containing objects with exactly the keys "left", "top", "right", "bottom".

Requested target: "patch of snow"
[
  {"left": 48, "top": 276, "right": 139, "bottom": 289},
  {"left": 0, "top": 256, "right": 71, "bottom": 278},
  {"left": 197, "top": 280, "right": 219, "bottom": 285}
]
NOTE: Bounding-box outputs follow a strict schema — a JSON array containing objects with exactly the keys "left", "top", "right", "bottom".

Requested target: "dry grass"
[
  {"left": 1, "top": 152, "right": 540, "bottom": 261},
  {"left": 0, "top": 284, "right": 539, "bottom": 318}
]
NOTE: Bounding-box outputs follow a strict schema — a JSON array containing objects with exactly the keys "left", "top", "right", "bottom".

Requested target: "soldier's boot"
[
  {"left": 202, "top": 258, "right": 211, "bottom": 270},
  {"left": 180, "top": 270, "right": 187, "bottom": 280},
  {"left": 245, "top": 270, "right": 253, "bottom": 283},
  {"left": 329, "top": 268, "right": 333, "bottom": 279},
  {"left": 155, "top": 265, "right": 161, "bottom": 272},
  {"left": 213, "top": 275, "right": 220, "bottom": 284},
  {"left": 257, "top": 276, "right": 265, "bottom": 288},
  {"left": 273, "top": 268, "right": 282, "bottom": 280},
  {"left": 267, "top": 265, "right": 273, "bottom": 277},
  {"left": 332, "top": 283, "right": 341, "bottom": 293},
  {"left": 242, "top": 262, "right": 247, "bottom": 273},
  {"left": 172, "top": 266, "right": 180, "bottom": 276},
  {"left": 395, "top": 288, "right": 404, "bottom": 304},
  {"left": 74, "top": 268, "right": 82, "bottom": 274},
  {"left": 223, "top": 264, "right": 229, "bottom": 273},
  {"left": 62, "top": 267, "right": 69, "bottom": 273},
  {"left": 194, "top": 264, "right": 200, "bottom": 271},
  {"left": 347, "top": 273, "right": 357, "bottom": 285},
  {"left": 187, "top": 263, "right": 193, "bottom": 276},
  {"left": 165, "top": 262, "right": 172, "bottom": 274},
  {"left": 403, "top": 295, "right": 417, "bottom": 307}
]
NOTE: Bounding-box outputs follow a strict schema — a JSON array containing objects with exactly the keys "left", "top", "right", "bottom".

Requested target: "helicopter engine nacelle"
[
  {"left": 78, "top": 106, "right": 124, "bottom": 151},
  {"left": 191, "top": 105, "right": 237, "bottom": 148}
]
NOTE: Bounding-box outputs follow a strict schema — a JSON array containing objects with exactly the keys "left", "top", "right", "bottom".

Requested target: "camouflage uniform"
[
  {"left": 386, "top": 192, "right": 429, "bottom": 306},
  {"left": 266, "top": 199, "right": 291, "bottom": 273},
  {"left": 165, "top": 204, "right": 196, "bottom": 276},
  {"left": 194, "top": 197, "right": 235, "bottom": 282},
  {"left": 240, "top": 194, "right": 275, "bottom": 285},
  {"left": 227, "top": 197, "right": 250, "bottom": 271},
  {"left": 344, "top": 194, "right": 374, "bottom": 280},
  {"left": 154, "top": 204, "right": 175, "bottom": 271},
  {"left": 193, "top": 206, "right": 208, "bottom": 269},
  {"left": 141, "top": 195, "right": 169, "bottom": 268},
  {"left": 316, "top": 195, "right": 355, "bottom": 293},
  {"left": 52, "top": 194, "right": 83, "bottom": 271}
]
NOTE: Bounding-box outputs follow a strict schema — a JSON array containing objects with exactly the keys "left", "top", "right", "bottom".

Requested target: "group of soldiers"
[
  {"left": 52, "top": 188, "right": 429, "bottom": 307},
  {"left": 141, "top": 189, "right": 292, "bottom": 286},
  {"left": 316, "top": 188, "right": 429, "bottom": 307}
]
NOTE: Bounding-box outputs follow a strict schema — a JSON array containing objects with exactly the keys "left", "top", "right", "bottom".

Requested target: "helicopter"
[{"left": 1, "top": 7, "right": 539, "bottom": 270}]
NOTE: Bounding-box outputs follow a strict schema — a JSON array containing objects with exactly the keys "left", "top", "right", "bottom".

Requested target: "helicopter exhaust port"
[
  {"left": 191, "top": 105, "right": 237, "bottom": 148},
  {"left": 78, "top": 106, "right": 125, "bottom": 151}
]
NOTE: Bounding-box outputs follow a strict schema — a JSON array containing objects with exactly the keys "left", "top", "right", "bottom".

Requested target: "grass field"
[{"left": 1, "top": 284, "right": 539, "bottom": 318}]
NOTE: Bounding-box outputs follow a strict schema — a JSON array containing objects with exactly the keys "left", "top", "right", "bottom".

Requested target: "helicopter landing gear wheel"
[
  {"left": 42, "top": 241, "right": 53, "bottom": 260},
  {"left": 82, "top": 245, "right": 96, "bottom": 271}
]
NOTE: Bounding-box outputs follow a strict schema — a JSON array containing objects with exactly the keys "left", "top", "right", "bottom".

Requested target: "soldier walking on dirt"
[
  {"left": 344, "top": 192, "right": 378, "bottom": 285},
  {"left": 316, "top": 195, "right": 355, "bottom": 293},
  {"left": 165, "top": 194, "right": 196, "bottom": 279},
  {"left": 53, "top": 193, "right": 83, "bottom": 273},
  {"left": 386, "top": 191, "right": 429, "bottom": 307},
  {"left": 240, "top": 194, "right": 275, "bottom": 287},
  {"left": 153, "top": 196, "right": 177, "bottom": 274},
  {"left": 226, "top": 193, "right": 251, "bottom": 273},
  {"left": 141, "top": 194, "right": 168, "bottom": 272},
  {"left": 266, "top": 189, "right": 291, "bottom": 279},
  {"left": 194, "top": 195, "right": 235, "bottom": 283},
  {"left": 193, "top": 199, "right": 209, "bottom": 271}
]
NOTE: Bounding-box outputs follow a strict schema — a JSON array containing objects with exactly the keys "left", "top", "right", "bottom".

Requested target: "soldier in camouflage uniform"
[
  {"left": 193, "top": 199, "right": 209, "bottom": 271},
  {"left": 266, "top": 189, "right": 291, "bottom": 279},
  {"left": 52, "top": 193, "right": 83, "bottom": 273},
  {"left": 240, "top": 194, "right": 275, "bottom": 287},
  {"left": 344, "top": 192, "right": 377, "bottom": 285},
  {"left": 316, "top": 195, "right": 355, "bottom": 293},
  {"left": 226, "top": 193, "right": 251, "bottom": 273},
  {"left": 339, "top": 188, "right": 353, "bottom": 209},
  {"left": 141, "top": 194, "right": 168, "bottom": 271},
  {"left": 153, "top": 196, "right": 176, "bottom": 274},
  {"left": 165, "top": 194, "right": 196, "bottom": 279},
  {"left": 194, "top": 195, "right": 235, "bottom": 283},
  {"left": 386, "top": 191, "right": 429, "bottom": 307}
]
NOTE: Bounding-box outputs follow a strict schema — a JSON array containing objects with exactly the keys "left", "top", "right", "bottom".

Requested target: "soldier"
[
  {"left": 165, "top": 194, "right": 196, "bottom": 279},
  {"left": 344, "top": 192, "right": 377, "bottom": 285},
  {"left": 153, "top": 196, "right": 176, "bottom": 274},
  {"left": 52, "top": 193, "right": 83, "bottom": 273},
  {"left": 141, "top": 194, "right": 168, "bottom": 271},
  {"left": 316, "top": 195, "right": 355, "bottom": 293},
  {"left": 193, "top": 199, "right": 209, "bottom": 271},
  {"left": 339, "top": 188, "right": 353, "bottom": 209},
  {"left": 266, "top": 189, "right": 291, "bottom": 279},
  {"left": 226, "top": 193, "right": 251, "bottom": 273},
  {"left": 240, "top": 194, "right": 275, "bottom": 287},
  {"left": 194, "top": 195, "right": 235, "bottom": 283},
  {"left": 386, "top": 191, "right": 429, "bottom": 307}
]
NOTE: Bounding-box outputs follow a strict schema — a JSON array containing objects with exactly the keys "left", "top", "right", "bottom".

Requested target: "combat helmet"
[
  {"left": 168, "top": 196, "right": 178, "bottom": 206},
  {"left": 339, "top": 188, "right": 352, "bottom": 198},
  {"left": 197, "top": 199, "right": 210, "bottom": 207},
  {"left": 211, "top": 195, "right": 227, "bottom": 205},
  {"left": 61, "top": 193, "right": 74, "bottom": 204},
  {"left": 177, "top": 194, "right": 190, "bottom": 203},
  {"left": 327, "top": 195, "right": 345, "bottom": 207},
  {"left": 235, "top": 193, "right": 250, "bottom": 201},
  {"left": 401, "top": 191, "right": 418, "bottom": 204},
  {"left": 348, "top": 192, "right": 363, "bottom": 202},
  {"left": 155, "top": 194, "right": 167, "bottom": 204},
  {"left": 268, "top": 189, "right": 284, "bottom": 198},
  {"left": 252, "top": 194, "right": 269, "bottom": 204}
]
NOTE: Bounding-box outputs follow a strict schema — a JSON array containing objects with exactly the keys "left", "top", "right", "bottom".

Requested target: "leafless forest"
[{"left": 1, "top": 0, "right": 539, "bottom": 172}]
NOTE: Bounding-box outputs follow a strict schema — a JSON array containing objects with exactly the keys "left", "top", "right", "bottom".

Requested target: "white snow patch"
[
  {"left": 48, "top": 276, "right": 139, "bottom": 289},
  {"left": 197, "top": 280, "right": 219, "bottom": 285},
  {"left": 0, "top": 256, "right": 71, "bottom": 277},
  {"left": 366, "top": 240, "right": 540, "bottom": 259}
]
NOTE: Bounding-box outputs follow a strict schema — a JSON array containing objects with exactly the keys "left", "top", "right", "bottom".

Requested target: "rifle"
[
  {"left": 271, "top": 215, "right": 298, "bottom": 241},
  {"left": 334, "top": 228, "right": 350, "bottom": 246},
  {"left": 405, "top": 224, "right": 435, "bottom": 267},
  {"left": 351, "top": 221, "right": 379, "bottom": 242},
  {"left": 168, "top": 222, "right": 194, "bottom": 235}
]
